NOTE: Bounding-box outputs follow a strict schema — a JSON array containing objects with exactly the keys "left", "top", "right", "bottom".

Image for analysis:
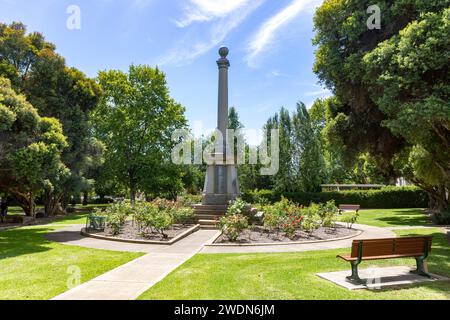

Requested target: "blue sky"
[{"left": 0, "top": 0, "right": 331, "bottom": 142}]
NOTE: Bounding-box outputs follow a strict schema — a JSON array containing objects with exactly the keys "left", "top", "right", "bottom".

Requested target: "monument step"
[
  {"left": 197, "top": 219, "right": 220, "bottom": 230},
  {"left": 194, "top": 210, "right": 227, "bottom": 216},
  {"left": 199, "top": 224, "right": 220, "bottom": 230},
  {"left": 195, "top": 214, "right": 222, "bottom": 220},
  {"left": 192, "top": 204, "right": 228, "bottom": 211}
]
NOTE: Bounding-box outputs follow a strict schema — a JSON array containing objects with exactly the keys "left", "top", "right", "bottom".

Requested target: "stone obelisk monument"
[{"left": 202, "top": 46, "right": 240, "bottom": 205}]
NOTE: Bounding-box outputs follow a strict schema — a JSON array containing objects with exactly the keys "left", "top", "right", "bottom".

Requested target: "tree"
[
  {"left": 313, "top": 0, "right": 449, "bottom": 209},
  {"left": 310, "top": 97, "right": 391, "bottom": 184},
  {"left": 0, "top": 22, "right": 102, "bottom": 214},
  {"left": 0, "top": 77, "right": 67, "bottom": 217},
  {"left": 93, "top": 65, "right": 187, "bottom": 202},
  {"left": 291, "top": 102, "right": 325, "bottom": 192},
  {"left": 263, "top": 103, "right": 326, "bottom": 193},
  {"left": 364, "top": 8, "right": 450, "bottom": 209}
]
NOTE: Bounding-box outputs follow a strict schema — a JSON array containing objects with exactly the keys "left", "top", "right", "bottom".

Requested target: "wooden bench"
[
  {"left": 337, "top": 236, "right": 433, "bottom": 284},
  {"left": 338, "top": 204, "right": 360, "bottom": 214}
]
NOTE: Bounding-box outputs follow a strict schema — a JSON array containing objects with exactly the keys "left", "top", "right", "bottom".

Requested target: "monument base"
[
  {"left": 202, "top": 193, "right": 238, "bottom": 205},
  {"left": 202, "top": 164, "right": 239, "bottom": 206}
]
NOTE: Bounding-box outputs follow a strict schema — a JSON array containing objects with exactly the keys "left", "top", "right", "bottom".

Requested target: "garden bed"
[
  {"left": 213, "top": 224, "right": 360, "bottom": 245},
  {"left": 82, "top": 220, "right": 200, "bottom": 245}
]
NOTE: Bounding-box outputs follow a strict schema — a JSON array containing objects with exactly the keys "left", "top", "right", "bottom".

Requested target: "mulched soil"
[
  {"left": 87, "top": 220, "right": 195, "bottom": 242},
  {"left": 215, "top": 225, "right": 358, "bottom": 244}
]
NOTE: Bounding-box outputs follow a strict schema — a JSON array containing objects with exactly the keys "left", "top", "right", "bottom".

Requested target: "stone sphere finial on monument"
[{"left": 219, "top": 46, "right": 229, "bottom": 58}]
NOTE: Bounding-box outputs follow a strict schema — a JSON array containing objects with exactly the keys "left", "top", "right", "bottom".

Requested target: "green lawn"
[
  {"left": 5, "top": 204, "right": 109, "bottom": 225},
  {"left": 340, "top": 208, "right": 428, "bottom": 227},
  {"left": 49, "top": 213, "right": 91, "bottom": 225},
  {"left": 138, "top": 228, "right": 450, "bottom": 300},
  {"left": 0, "top": 226, "right": 143, "bottom": 300}
]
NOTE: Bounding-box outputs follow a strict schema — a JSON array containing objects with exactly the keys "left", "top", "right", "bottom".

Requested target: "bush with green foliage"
[
  {"left": 218, "top": 214, "right": 248, "bottom": 242},
  {"left": 178, "top": 194, "right": 202, "bottom": 206},
  {"left": 302, "top": 207, "right": 321, "bottom": 235},
  {"left": 243, "top": 186, "right": 427, "bottom": 209},
  {"left": 104, "top": 202, "right": 132, "bottom": 235},
  {"left": 316, "top": 200, "right": 339, "bottom": 228},
  {"left": 172, "top": 207, "right": 195, "bottom": 226},
  {"left": 281, "top": 211, "right": 304, "bottom": 239},
  {"left": 227, "top": 198, "right": 251, "bottom": 216},
  {"left": 341, "top": 212, "right": 359, "bottom": 229},
  {"left": 133, "top": 202, "right": 173, "bottom": 238}
]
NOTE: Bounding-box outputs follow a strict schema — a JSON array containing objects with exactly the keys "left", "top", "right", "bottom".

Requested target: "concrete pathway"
[
  {"left": 51, "top": 228, "right": 217, "bottom": 300},
  {"left": 200, "top": 223, "right": 395, "bottom": 254}
]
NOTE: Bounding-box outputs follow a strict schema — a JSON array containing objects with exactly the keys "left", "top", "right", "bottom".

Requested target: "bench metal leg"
[
  {"left": 410, "top": 257, "right": 432, "bottom": 278},
  {"left": 346, "top": 261, "right": 364, "bottom": 284}
]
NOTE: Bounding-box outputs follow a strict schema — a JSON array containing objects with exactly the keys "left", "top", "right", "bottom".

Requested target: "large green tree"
[
  {"left": 0, "top": 22, "right": 102, "bottom": 214},
  {"left": 0, "top": 77, "right": 67, "bottom": 217},
  {"left": 313, "top": 0, "right": 449, "bottom": 209},
  {"left": 93, "top": 65, "right": 187, "bottom": 202}
]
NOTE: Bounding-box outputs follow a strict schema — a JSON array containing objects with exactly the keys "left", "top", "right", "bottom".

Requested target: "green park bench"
[{"left": 86, "top": 213, "right": 106, "bottom": 231}]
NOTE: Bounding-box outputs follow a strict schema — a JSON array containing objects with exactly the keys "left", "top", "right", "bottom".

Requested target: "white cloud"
[
  {"left": 245, "top": 0, "right": 320, "bottom": 67},
  {"left": 160, "top": 0, "right": 263, "bottom": 66},
  {"left": 176, "top": 0, "right": 253, "bottom": 27}
]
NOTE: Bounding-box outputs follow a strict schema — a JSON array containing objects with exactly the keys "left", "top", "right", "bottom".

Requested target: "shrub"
[
  {"left": 178, "top": 194, "right": 202, "bottom": 206},
  {"left": 302, "top": 207, "right": 321, "bottom": 235},
  {"left": 218, "top": 214, "right": 248, "bottom": 242},
  {"left": 243, "top": 186, "right": 428, "bottom": 209},
  {"left": 227, "top": 198, "right": 251, "bottom": 216},
  {"left": 133, "top": 202, "right": 173, "bottom": 238},
  {"left": 263, "top": 205, "right": 285, "bottom": 233},
  {"left": 172, "top": 207, "right": 195, "bottom": 226},
  {"left": 341, "top": 212, "right": 359, "bottom": 229},
  {"left": 150, "top": 211, "right": 173, "bottom": 238},
  {"left": 281, "top": 211, "right": 304, "bottom": 239},
  {"left": 105, "top": 202, "right": 131, "bottom": 235},
  {"left": 317, "top": 200, "right": 339, "bottom": 228},
  {"left": 152, "top": 198, "right": 180, "bottom": 212}
]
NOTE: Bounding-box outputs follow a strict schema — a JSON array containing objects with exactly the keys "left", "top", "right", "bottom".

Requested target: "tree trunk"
[
  {"left": 29, "top": 192, "right": 35, "bottom": 220},
  {"left": 130, "top": 187, "right": 136, "bottom": 204},
  {"left": 43, "top": 190, "right": 65, "bottom": 216},
  {"left": 83, "top": 191, "right": 88, "bottom": 206},
  {"left": 11, "top": 191, "right": 33, "bottom": 216}
]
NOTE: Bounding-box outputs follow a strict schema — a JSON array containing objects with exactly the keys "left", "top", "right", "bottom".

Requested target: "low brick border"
[
  {"left": 80, "top": 224, "right": 200, "bottom": 245},
  {"left": 205, "top": 227, "right": 363, "bottom": 247}
]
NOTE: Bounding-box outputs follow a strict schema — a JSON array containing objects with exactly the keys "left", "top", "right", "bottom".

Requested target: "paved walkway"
[
  {"left": 50, "top": 228, "right": 217, "bottom": 300},
  {"left": 200, "top": 223, "right": 396, "bottom": 254}
]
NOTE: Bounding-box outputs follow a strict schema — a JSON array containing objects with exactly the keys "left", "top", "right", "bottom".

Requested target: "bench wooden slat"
[
  {"left": 337, "top": 253, "right": 424, "bottom": 262},
  {"left": 349, "top": 236, "right": 432, "bottom": 258}
]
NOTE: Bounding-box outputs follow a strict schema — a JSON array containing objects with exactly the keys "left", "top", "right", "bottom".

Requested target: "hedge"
[{"left": 242, "top": 186, "right": 428, "bottom": 209}]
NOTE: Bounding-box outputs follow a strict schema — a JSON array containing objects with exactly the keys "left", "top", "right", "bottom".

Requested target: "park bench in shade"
[
  {"left": 338, "top": 204, "right": 360, "bottom": 214},
  {"left": 337, "top": 236, "right": 433, "bottom": 284}
]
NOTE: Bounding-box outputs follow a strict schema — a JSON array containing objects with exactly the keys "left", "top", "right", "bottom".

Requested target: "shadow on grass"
[
  {"left": 377, "top": 209, "right": 429, "bottom": 226},
  {"left": 45, "top": 229, "right": 85, "bottom": 244},
  {"left": 0, "top": 227, "right": 54, "bottom": 260},
  {"left": 372, "top": 230, "right": 450, "bottom": 296}
]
